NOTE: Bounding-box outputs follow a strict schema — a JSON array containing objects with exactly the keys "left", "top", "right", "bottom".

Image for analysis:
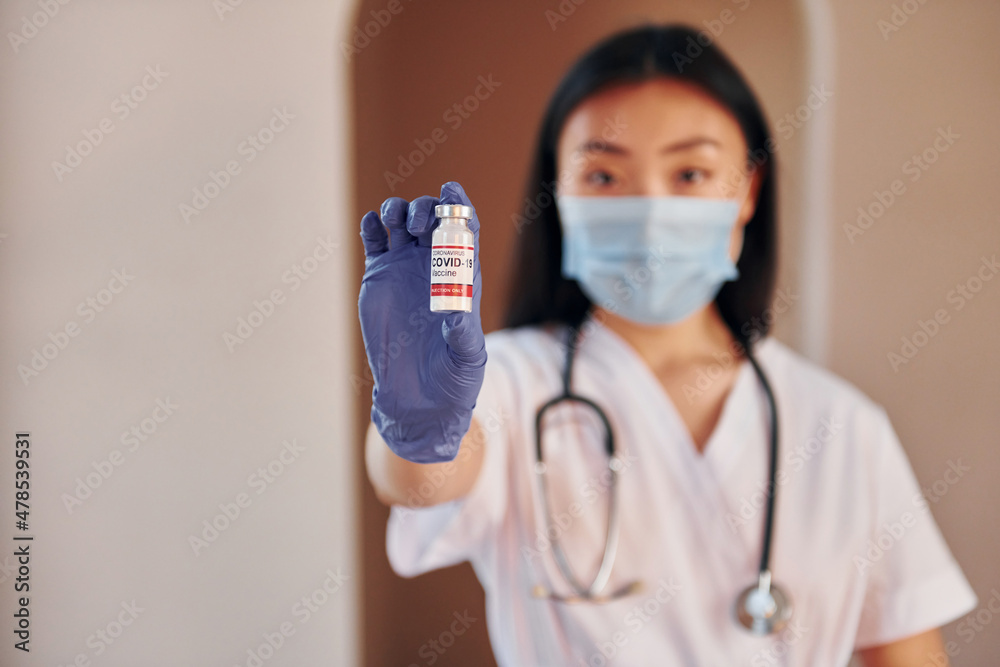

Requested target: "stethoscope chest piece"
[{"left": 735, "top": 570, "right": 793, "bottom": 636}]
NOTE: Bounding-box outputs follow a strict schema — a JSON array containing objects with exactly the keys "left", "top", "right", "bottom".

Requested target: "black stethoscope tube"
[{"left": 743, "top": 348, "right": 778, "bottom": 576}]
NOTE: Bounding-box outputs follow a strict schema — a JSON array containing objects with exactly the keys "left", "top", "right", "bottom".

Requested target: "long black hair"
[{"left": 504, "top": 24, "right": 777, "bottom": 348}]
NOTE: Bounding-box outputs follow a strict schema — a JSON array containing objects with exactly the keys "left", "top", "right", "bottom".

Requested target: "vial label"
[{"left": 430, "top": 244, "right": 474, "bottom": 298}]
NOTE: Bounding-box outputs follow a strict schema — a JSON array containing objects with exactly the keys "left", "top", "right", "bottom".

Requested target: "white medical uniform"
[{"left": 386, "top": 314, "right": 977, "bottom": 666}]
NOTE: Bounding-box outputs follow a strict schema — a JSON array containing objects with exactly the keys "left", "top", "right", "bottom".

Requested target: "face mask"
[{"left": 556, "top": 194, "right": 741, "bottom": 325}]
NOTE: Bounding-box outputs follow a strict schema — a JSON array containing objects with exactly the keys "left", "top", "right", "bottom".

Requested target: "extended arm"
[{"left": 365, "top": 416, "right": 486, "bottom": 507}]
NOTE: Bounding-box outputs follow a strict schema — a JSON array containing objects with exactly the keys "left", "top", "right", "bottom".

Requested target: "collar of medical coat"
[
  {"left": 545, "top": 310, "right": 778, "bottom": 486},
  {"left": 573, "top": 307, "right": 772, "bottom": 360}
]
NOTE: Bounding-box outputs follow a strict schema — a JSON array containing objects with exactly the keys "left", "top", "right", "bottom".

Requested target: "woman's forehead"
[{"left": 557, "top": 79, "right": 746, "bottom": 156}]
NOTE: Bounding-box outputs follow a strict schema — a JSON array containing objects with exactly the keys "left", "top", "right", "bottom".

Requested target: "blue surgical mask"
[{"left": 556, "top": 194, "right": 741, "bottom": 325}]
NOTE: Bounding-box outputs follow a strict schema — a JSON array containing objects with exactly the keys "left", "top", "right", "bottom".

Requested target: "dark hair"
[{"left": 504, "top": 24, "right": 777, "bottom": 348}]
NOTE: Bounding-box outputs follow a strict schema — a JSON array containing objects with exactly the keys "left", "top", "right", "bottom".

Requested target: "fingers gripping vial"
[
  {"left": 358, "top": 182, "right": 486, "bottom": 463},
  {"left": 430, "top": 204, "right": 475, "bottom": 312}
]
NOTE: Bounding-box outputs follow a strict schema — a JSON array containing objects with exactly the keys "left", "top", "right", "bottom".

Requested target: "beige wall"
[
  {"left": 826, "top": 1, "right": 1000, "bottom": 665},
  {"left": 350, "top": 0, "right": 999, "bottom": 665}
]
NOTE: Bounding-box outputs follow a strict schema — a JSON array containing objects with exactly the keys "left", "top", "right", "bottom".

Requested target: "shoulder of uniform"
[{"left": 754, "top": 336, "right": 884, "bottom": 416}]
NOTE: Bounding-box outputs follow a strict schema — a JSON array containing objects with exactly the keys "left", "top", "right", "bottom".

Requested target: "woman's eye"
[
  {"left": 678, "top": 168, "right": 707, "bottom": 184},
  {"left": 585, "top": 170, "right": 615, "bottom": 186}
]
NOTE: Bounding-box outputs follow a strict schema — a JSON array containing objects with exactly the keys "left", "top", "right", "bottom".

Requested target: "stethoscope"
[{"left": 530, "top": 324, "right": 793, "bottom": 636}]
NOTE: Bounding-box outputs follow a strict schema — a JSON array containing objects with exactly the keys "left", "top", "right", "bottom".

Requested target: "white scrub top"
[{"left": 385, "top": 315, "right": 977, "bottom": 667}]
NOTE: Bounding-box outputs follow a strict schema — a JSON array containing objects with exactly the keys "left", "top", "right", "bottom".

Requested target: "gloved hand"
[{"left": 358, "top": 181, "right": 487, "bottom": 463}]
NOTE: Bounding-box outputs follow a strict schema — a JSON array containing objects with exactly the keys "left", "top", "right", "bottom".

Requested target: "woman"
[{"left": 358, "top": 24, "right": 976, "bottom": 666}]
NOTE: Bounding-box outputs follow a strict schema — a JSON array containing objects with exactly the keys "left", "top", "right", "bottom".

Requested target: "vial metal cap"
[{"left": 435, "top": 204, "right": 474, "bottom": 220}]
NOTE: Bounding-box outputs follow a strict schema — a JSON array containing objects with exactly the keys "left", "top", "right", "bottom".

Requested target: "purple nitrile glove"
[{"left": 358, "top": 181, "right": 487, "bottom": 463}]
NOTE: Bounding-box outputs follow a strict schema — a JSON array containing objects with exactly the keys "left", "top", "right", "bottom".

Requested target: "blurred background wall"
[
  {"left": 350, "top": 0, "right": 999, "bottom": 665},
  {"left": 0, "top": 1, "right": 358, "bottom": 665}
]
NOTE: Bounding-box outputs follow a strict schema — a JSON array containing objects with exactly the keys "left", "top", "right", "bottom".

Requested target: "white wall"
[{"left": 0, "top": 1, "right": 358, "bottom": 664}]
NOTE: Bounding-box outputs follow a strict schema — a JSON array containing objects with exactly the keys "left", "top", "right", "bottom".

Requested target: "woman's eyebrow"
[{"left": 575, "top": 136, "right": 722, "bottom": 156}]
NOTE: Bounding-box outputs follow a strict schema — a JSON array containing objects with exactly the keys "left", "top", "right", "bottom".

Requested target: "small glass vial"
[{"left": 430, "top": 204, "right": 475, "bottom": 312}]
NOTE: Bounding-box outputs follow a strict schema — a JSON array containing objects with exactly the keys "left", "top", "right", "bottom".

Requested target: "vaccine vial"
[{"left": 430, "top": 204, "right": 475, "bottom": 312}]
